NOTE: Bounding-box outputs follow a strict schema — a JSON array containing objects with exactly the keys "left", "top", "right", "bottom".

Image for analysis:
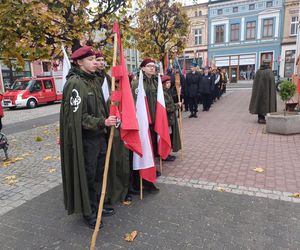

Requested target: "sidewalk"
[{"left": 163, "top": 90, "right": 300, "bottom": 196}]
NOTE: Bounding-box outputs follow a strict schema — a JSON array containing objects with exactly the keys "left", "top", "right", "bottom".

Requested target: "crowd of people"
[{"left": 60, "top": 47, "right": 183, "bottom": 229}]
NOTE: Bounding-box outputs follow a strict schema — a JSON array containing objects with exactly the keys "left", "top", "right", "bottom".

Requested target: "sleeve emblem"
[{"left": 70, "top": 89, "right": 81, "bottom": 112}]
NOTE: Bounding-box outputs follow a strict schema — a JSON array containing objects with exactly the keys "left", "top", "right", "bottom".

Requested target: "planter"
[{"left": 266, "top": 112, "right": 300, "bottom": 135}]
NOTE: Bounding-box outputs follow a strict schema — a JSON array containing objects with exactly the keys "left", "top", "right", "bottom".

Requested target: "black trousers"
[
  {"left": 189, "top": 96, "right": 198, "bottom": 114},
  {"left": 202, "top": 93, "right": 212, "bottom": 111},
  {"left": 83, "top": 135, "right": 107, "bottom": 216}
]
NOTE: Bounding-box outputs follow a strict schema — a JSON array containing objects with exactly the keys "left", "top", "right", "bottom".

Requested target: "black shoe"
[
  {"left": 189, "top": 113, "right": 194, "bottom": 118},
  {"left": 83, "top": 215, "right": 103, "bottom": 229},
  {"left": 156, "top": 170, "right": 161, "bottom": 177},
  {"left": 128, "top": 188, "right": 140, "bottom": 195},
  {"left": 144, "top": 183, "right": 160, "bottom": 194},
  {"left": 102, "top": 207, "right": 115, "bottom": 217},
  {"left": 124, "top": 194, "right": 132, "bottom": 202},
  {"left": 162, "top": 155, "right": 176, "bottom": 161},
  {"left": 193, "top": 113, "right": 198, "bottom": 118}
]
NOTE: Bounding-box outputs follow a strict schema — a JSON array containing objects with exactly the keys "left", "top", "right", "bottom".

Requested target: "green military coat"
[
  {"left": 60, "top": 66, "right": 107, "bottom": 217},
  {"left": 163, "top": 88, "right": 182, "bottom": 152},
  {"left": 249, "top": 67, "right": 277, "bottom": 115}
]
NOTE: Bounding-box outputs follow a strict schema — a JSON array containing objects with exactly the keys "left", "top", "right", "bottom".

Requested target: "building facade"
[
  {"left": 182, "top": 3, "right": 209, "bottom": 69},
  {"left": 208, "top": 0, "right": 284, "bottom": 82},
  {"left": 280, "top": 0, "right": 299, "bottom": 78}
]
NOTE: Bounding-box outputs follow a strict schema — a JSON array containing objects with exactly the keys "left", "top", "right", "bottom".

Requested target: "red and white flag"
[
  {"left": 155, "top": 75, "right": 171, "bottom": 160},
  {"left": 133, "top": 70, "right": 156, "bottom": 183}
]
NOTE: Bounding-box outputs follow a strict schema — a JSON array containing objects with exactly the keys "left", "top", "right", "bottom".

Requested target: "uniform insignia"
[
  {"left": 70, "top": 89, "right": 81, "bottom": 112},
  {"left": 135, "top": 88, "right": 139, "bottom": 95}
]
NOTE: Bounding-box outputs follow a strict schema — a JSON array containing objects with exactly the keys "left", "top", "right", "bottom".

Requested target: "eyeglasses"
[{"left": 145, "top": 64, "right": 156, "bottom": 68}]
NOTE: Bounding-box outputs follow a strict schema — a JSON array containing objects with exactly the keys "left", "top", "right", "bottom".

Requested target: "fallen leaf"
[
  {"left": 11, "top": 139, "right": 17, "bottom": 142},
  {"left": 13, "top": 157, "right": 24, "bottom": 161},
  {"left": 21, "top": 153, "right": 32, "bottom": 157},
  {"left": 35, "top": 136, "right": 43, "bottom": 142},
  {"left": 122, "top": 201, "right": 132, "bottom": 206},
  {"left": 43, "top": 156, "right": 52, "bottom": 161},
  {"left": 48, "top": 168, "right": 56, "bottom": 173},
  {"left": 217, "top": 187, "right": 225, "bottom": 192},
  {"left": 253, "top": 167, "right": 264, "bottom": 173},
  {"left": 6, "top": 179, "right": 18, "bottom": 185},
  {"left": 2, "top": 161, "right": 11, "bottom": 167},
  {"left": 124, "top": 231, "right": 138, "bottom": 242},
  {"left": 289, "top": 193, "right": 300, "bottom": 198},
  {"left": 5, "top": 175, "right": 16, "bottom": 180},
  {"left": 43, "top": 130, "right": 50, "bottom": 135}
]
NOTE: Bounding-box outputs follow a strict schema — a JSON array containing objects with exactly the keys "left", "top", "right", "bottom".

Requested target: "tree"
[
  {"left": 0, "top": 0, "right": 132, "bottom": 68},
  {"left": 134, "top": 0, "right": 189, "bottom": 66}
]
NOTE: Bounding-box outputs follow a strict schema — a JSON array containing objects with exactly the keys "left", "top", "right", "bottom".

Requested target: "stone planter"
[{"left": 266, "top": 112, "right": 300, "bottom": 135}]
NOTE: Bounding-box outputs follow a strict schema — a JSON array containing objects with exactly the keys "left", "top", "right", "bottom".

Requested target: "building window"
[
  {"left": 249, "top": 4, "right": 255, "bottom": 10},
  {"left": 262, "top": 18, "right": 273, "bottom": 38},
  {"left": 230, "top": 23, "right": 240, "bottom": 41},
  {"left": 233, "top": 7, "right": 238, "bottom": 13},
  {"left": 199, "top": 11, "right": 202, "bottom": 16},
  {"left": 215, "top": 25, "right": 225, "bottom": 43},
  {"left": 290, "top": 16, "right": 298, "bottom": 36},
  {"left": 266, "top": 1, "right": 273, "bottom": 7},
  {"left": 246, "top": 21, "right": 256, "bottom": 40},
  {"left": 217, "top": 9, "right": 223, "bottom": 15},
  {"left": 284, "top": 50, "right": 296, "bottom": 78},
  {"left": 194, "top": 29, "right": 202, "bottom": 45},
  {"left": 195, "top": 11, "right": 198, "bottom": 17}
]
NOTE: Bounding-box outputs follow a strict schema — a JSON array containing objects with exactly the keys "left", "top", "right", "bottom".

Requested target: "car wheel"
[{"left": 27, "top": 99, "right": 37, "bottom": 109}]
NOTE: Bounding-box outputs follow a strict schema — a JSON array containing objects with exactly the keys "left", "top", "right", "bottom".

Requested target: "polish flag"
[
  {"left": 155, "top": 75, "right": 171, "bottom": 160},
  {"left": 133, "top": 70, "right": 156, "bottom": 183}
]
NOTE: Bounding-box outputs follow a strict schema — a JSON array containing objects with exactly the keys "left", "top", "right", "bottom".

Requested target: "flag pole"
[
  {"left": 90, "top": 32, "right": 118, "bottom": 250},
  {"left": 140, "top": 176, "right": 143, "bottom": 200},
  {"left": 175, "top": 72, "right": 183, "bottom": 160},
  {"left": 160, "top": 157, "right": 163, "bottom": 174}
]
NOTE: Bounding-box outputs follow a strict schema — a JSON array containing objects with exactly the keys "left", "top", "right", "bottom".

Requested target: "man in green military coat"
[
  {"left": 162, "top": 75, "right": 182, "bottom": 153},
  {"left": 60, "top": 46, "right": 117, "bottom": 229},
  {"left": 249, "top": 61, "right": 277, "bottom": 124}
]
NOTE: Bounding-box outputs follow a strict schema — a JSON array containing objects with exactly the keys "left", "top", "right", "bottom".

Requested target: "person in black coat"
[
  {"left": 200, "top": 67, "right": 214, "bottom": 111},
  {"left": 185, "top": 63, "right": 201, "bottom": 118}
]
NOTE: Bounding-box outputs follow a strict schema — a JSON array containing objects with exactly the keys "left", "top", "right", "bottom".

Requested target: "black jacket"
[
  {"left": 185, "top": 71, "right": 201, "bottom": 98},
  {"left": 199, "top": 74, "right": 214, "bottom": 94}
]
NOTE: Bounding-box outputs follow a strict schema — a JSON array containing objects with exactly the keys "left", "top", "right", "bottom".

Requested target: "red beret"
[
  {"left": 161, "top": 75, "right": 170, "bottom": 83},
  {"left": 71, "top": 46, "right": 95, "bottom": 60},
  {"left": 140, "top": 58, "right": 155, "bottom": 68},
  {"left": 95, "top": 51, "right": 104, "bottom": 58}
]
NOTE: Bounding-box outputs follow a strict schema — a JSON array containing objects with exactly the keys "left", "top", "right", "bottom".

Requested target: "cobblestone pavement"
[
  {"left": 3, "top": 102, "right": 60, "bottom": 125},
  {"left": 0, "top": 184, "right": 299, "bottom": 249},
  {"left": 0, "top": 123, "right": 61, "bottom": 216},
  {"left": 164, "top": 89, "right": 300, "bottom": 195}
]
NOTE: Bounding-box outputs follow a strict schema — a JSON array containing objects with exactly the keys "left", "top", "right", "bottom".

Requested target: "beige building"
[
  {"left": 182, "top": 3, "right": 208, "bottom": 69},
  {"left": 280, "top": 0, "right": 299, "bottom": 78}
]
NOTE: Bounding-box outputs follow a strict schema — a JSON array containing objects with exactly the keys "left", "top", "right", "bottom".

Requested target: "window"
[
  {"left": 195, "top": 11, "right": 198, "bottom": 17},
  {"left": 262, "top": 18, "right": 273, "bottom": 38},
  {"left": 33, "top": 80, "right": 42, "bottom": 91},
  {"left": 215, "top": 25, "right": 225, "bottom": 43},
  {"left": 199, "top": 11, "right": 202, "bottom": 16},
  {"left": 217, "top": 9, "right": 223, "bottom": 15},
  {"left": 266, "top": 1, "right": 273, "bottom": 7},
  {"left": 249, "top": 4, "right": 255, "bottom": 10},
  {"left": 230, "top": 23, "right": 240, "bottom": 41},
  {"left": 44, "top": 80, "right": 53, "bottom": 89},
  {"left": 284, "top": 50, "right": 296, "bottom": 77},
  {"left": 194, "top": 29, "right": 202, "bottom": 45},
  {"left": 233, "top": 7, "right": 238, "bottom": 13},
  {"left": 246, "top": 21, "right": 256, "bottom": 40},
  {"left": 290, "top": 16, "right": 298, "bottom": 36}
]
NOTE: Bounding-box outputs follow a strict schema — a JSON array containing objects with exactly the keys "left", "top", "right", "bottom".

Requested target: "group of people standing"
[
  {"left": 60, "top": 47, "right": 182, "bottom": 229},
  {"left": 184, "top": 63, "right": 228, "bottom": 118}
]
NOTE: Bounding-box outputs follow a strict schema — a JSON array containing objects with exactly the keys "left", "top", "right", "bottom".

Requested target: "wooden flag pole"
[
  {"left": 175, "top": 72, "right": 183, "bottom": 160},
  {"left": 160, "top": 157, "right": 163, "bottom": 174},
  {"left": 90, "top": 32, "right": 118, "bottom": 250},
  {"left": 140, "top": 176, "right": 143, "bottom": 200}
]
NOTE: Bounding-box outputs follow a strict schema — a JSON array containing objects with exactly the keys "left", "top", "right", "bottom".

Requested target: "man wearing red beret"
[
  {"left": 131, "top": 58, "right": 160, "bottom": 194},
  {"left": 60, "top": 46, "right": 117, "bottom": 229}
]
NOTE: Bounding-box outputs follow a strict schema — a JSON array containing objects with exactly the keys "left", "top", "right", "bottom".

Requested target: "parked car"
[{"left": 2, "top": 76, "right": 63, "bottom": 109}]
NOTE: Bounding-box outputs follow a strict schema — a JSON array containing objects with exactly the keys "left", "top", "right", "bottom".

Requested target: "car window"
[
  {"left": 34, "top": 80, "right": 42, "bottom": 91},
  {"left": 44, "top": 80, "right": 53, "bottom": 89}
]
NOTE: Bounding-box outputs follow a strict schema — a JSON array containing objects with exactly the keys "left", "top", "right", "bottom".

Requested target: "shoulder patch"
[{"left": 70, "top": 89, "right": 81, "bottom": 112}]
